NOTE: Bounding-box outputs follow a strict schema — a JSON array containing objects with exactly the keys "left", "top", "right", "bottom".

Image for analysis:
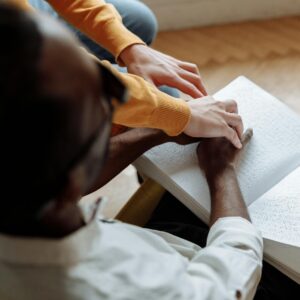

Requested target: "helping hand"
[
  {"left": 184, "top": 96, "right": 244, "bottom": 149},
  {"left": 119, "top": 44, "right": 207, "bottom": 98}
]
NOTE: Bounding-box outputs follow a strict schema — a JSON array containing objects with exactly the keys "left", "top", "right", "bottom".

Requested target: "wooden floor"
[
  {"left": 153, "top": 16, "right": 300, "bottom": 114},
  {"left": 84, "top": 16, "right": 300, "bottom": 218}
]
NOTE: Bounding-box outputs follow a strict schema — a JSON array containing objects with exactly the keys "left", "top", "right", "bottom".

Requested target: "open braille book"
[{"left": 134, "top": 76, "right": 300, "bottom": 284}]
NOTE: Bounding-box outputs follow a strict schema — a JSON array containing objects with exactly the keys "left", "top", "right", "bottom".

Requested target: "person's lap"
[{"left": 146, "top": 192, "right": 300, "bottom": 300}]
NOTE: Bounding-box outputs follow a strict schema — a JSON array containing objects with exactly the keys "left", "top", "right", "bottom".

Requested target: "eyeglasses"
[{"left": 96, "top": 61, "right": 129, "bottom": 111}]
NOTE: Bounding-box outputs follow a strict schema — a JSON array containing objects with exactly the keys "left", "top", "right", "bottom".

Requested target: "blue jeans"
[{"left": 29, "top": 0, "right": 179, "bottom": 97}]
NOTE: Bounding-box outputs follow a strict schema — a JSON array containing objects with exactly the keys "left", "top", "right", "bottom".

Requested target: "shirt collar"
[{"left": 0, "top": 198, "right": 108, "bottom": 266}]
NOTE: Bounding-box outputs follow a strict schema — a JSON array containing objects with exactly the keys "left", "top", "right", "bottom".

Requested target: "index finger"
[
  {"left": 178, "top": 62, "right": 208, "bottom": 96},
  {"left": 179, "top": 70, "right": 207, "bottom": 98},
  {"left": 241, "top": 128, "right": 253, "bottom": 146},
  {"left": 171, "top": 76, "right": 204, "bottom": 98}
]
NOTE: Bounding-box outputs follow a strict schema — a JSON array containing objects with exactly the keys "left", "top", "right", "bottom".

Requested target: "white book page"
[
  {"left": 249, "top": 167, "right": 300, "bottom": 279},
  {"left": 214, "top": 77, "right": 300, "bottom": 204},
  {"left": 249, "top": 166, "right": 300, "bottom": 247},
  {"left": 135, "top": 77, "right": 300, "bottom": 214}
]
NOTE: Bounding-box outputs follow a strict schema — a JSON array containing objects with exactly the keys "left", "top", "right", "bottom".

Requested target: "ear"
[{"left": 58, "top": 164, "right": 87, "bottom": 206}]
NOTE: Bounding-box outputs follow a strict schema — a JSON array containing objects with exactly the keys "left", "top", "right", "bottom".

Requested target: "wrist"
[
  {"left": 119, "top": 44, "right": 145, "bottom": 66},
  {"left": 141, "top": 128, "right": 170, "bottom": 147},
  {"left": 128, "top": 128, "right": 169, "bottom": 149},
  {"left": 206, "top": 165, "right": 236, "bottom": 188}
]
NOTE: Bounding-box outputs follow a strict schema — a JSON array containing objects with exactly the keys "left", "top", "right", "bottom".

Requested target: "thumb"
[{"left": 241, "top": 128, "right": 253, "bottom": 146}]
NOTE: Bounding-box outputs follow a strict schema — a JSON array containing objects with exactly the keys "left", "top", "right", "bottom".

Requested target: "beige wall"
[{"left": 143, "top": 0, "right": 300, "bottom": 30}]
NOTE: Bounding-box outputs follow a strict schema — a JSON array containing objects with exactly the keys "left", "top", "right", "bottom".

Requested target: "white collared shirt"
[{"left": 0, "top": 202, "right": 263, "bottom": 300}]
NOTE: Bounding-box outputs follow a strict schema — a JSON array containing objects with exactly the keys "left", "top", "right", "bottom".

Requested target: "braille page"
[
  {"left": 248, "top": 166, "right": 300, "bottom": 282},
  {"left": 249, "top": 166, "right": 300, "bottom": 247},
  {"left": 134, "top": 77, "right": 300, "bottom": 221}
]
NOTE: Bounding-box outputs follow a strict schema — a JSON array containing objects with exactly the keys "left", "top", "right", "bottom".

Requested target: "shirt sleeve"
[
  {"left": 100, "top": 216, "right": 263, "bottom": 300},
  {"left": 46, "top": 0, "right": 145, "bottom": 62},
  {"left": 185, "top": 217, "right": 263, "bottom": 300}
]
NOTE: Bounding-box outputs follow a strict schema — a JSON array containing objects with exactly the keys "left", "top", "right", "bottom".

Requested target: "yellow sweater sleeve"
[
  {"left": 15, "top": 0, "right": 191, "bottom": 136},
  {"left": 101, "top": 61, "right": 191, "bottom": 136},
  {"left": 15, "top": 0, "right": 145, "bottom": 61},
  {"left": 46, "top": 0, "right": 145, "bottom": 62}
]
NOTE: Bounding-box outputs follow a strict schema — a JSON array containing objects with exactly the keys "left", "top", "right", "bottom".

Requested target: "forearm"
[
  {"left": 47, "top": 0, "right": 144, "bottom": 60},
  {"left": 207, "top": 167, "right": 250, "bottom": 227},
  {"left": 87, "top": 128, "right": 168, "bottom": 193}
]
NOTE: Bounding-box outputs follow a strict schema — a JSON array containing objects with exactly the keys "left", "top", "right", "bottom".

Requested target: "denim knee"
[
  {"left": 129, "top": 1, "right": 158, "bottom": 45},
  {"left": 107, "top": 0, "right": 158, "bottom": 45},
  {"left": 29, "top": 0, "right": 158, "bottom": 45}
]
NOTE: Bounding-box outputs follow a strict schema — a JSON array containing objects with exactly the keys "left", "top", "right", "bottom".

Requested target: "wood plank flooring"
[{"left": 153, "top": 16, "right": 300, "bottom": 114}]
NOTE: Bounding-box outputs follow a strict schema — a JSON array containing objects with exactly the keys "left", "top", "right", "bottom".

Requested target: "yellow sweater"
[{"left": 13, "top": 0, "right": 191, "bottom": 136}]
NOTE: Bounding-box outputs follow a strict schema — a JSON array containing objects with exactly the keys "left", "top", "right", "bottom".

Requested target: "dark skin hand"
[
  {"left": 87, "top": 128, "right": 199, "bottom": 194},
  {"left": 197, "top": 129, "right": 253, "bottom": 227}
]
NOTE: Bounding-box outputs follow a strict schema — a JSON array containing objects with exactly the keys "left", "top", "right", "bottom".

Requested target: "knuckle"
[
  {"left": 235, "top": 114, "right": 242, "bottom": 122},
  {"left": 216, "top": 100, "right": 225, "bottom": 108}
]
